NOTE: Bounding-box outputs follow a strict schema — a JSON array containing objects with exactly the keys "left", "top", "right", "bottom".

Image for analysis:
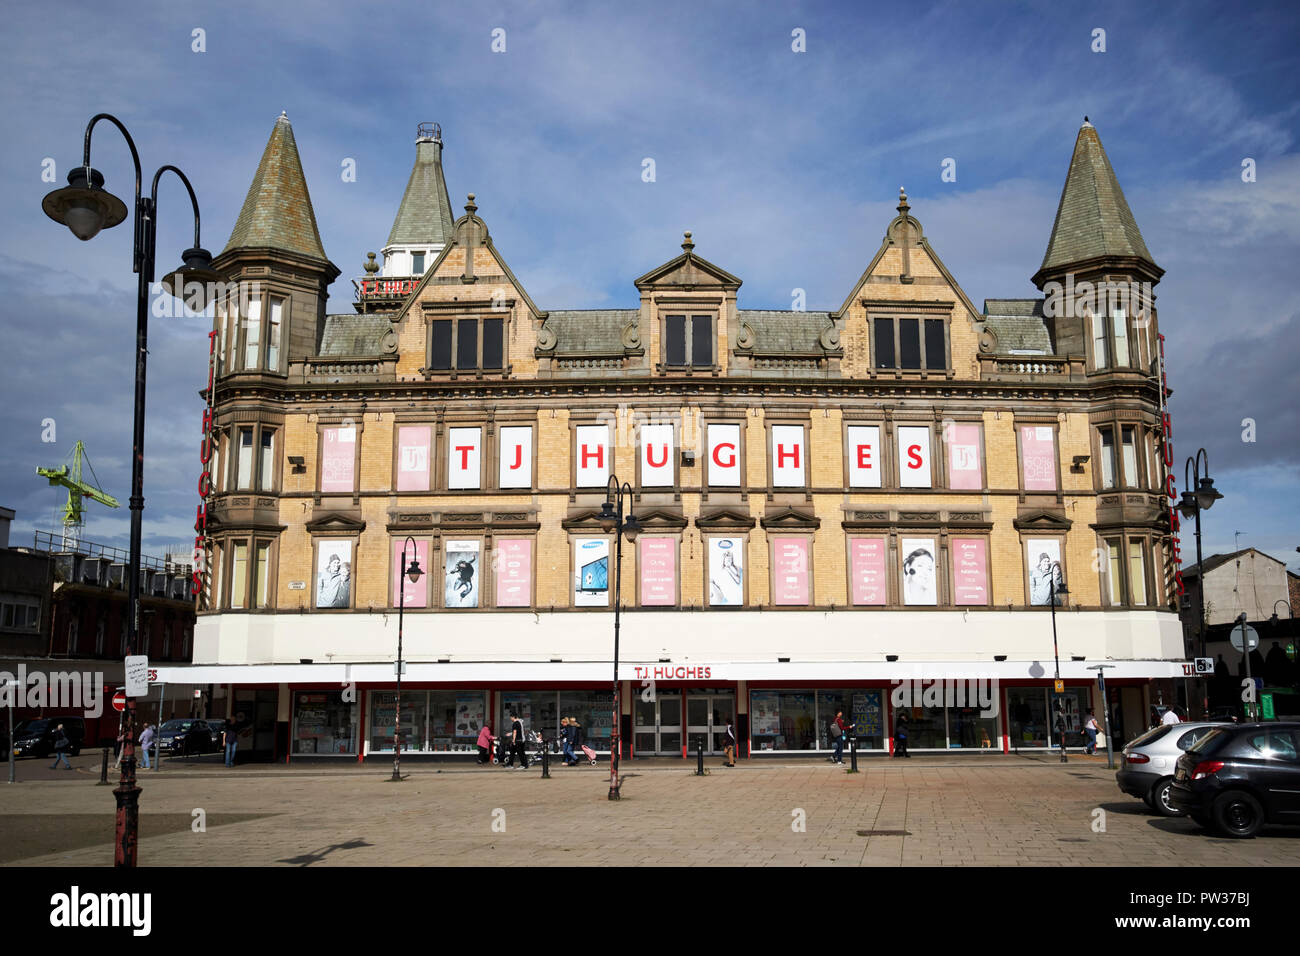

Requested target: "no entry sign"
[{"left": 112, "top": 691, "right": 126, "bottom": 713}]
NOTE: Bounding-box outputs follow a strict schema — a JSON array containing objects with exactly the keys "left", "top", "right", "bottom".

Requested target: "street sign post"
[{"left": 1230, "top": 623, "right": 1259, "bottom": 652}]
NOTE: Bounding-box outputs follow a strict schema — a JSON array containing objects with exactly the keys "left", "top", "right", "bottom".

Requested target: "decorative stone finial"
[
  {"left": 363, "top": 252, "right": 379, "bottom": 274},
  {"left": 682, "top": 230, "right": 694, "bottom": 252},
  {"left": 465, "top": 193, "right": 477, "bottom": 215},
  {"left": 1082, "top": 115, "right": 1093, "bottom": 127},
  {"left": 897, "top": 187, "right": 910, "bottom": 215}
]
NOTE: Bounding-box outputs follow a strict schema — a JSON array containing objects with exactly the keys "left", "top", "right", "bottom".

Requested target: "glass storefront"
[
  {"left": 499, "top": 690, "right": 614, "bottom": 750},
  {"left": 750, "top": 689, "right": 887, "bottom": 752},
  {"left": 1007, "top": 687, "right": 1091, "bottom": 750},
  {"left": 367, "top": 690, "right": 487, "bottom": 753},
  {"left": 292, "top": 690, "right": 358, "bottom": 755},
  {"left": 889, "top": 700, "right": 1002, "bottom": 751}
]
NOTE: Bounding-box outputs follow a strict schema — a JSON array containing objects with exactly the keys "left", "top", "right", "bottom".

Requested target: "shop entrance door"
[
  {"left": 633, "top": 694, "right": 681, "bottom": 755},
  {"left": 686, "top": 694, "right": 734, "bottom": 756}
]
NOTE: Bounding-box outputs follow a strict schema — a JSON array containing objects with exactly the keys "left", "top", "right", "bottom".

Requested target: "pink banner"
[
  {"left": 850, "top": 538, "right": 888, "bottom": 605},
  {"left": 396, "top": 426, "right": 431, "bottom": 491},
  {"left": 321, "top": 426, "right": 355, "bottom": 493},
  {"left": 1020, "top": 425, "right": 1057, "bottom": 491},
  {"left": 951, "top": 537, "right": 989, "bottom": 605},
  {"left": 392, "top": 539, "right": 428, "bottom": 608},
  {"left": 946, "top": 423, "right": 982, "bottom": 490},
  {"left": 639, "top": 537, "right": 676, "bottom": 606},
  {"left": 772, "top": 537, "right": 809, "bottom": 605},
  {"left": 495, "top": 538, "right": 532, "bottom": 608}
]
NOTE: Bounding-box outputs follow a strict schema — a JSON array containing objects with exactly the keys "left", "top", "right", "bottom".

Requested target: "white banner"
[
  {"left": 707, "top": 424, "right": 741, "bottom": 486},
  {"left": 498, "top": 426, "right": 532, "bottom": 489},
  {"left": 640, "top": 423, "right": 674, "bottom": 487},
  {"left": 575, "top": 425, "right": 609, "bottom": 487},
  {"left": 771, "top": 424, "right": 805, "bottom": 487},
  {"left": 898, "top": 425, "right": 932, "bottom": 488},
  {"left": 448, "top": 427, "right": 481, "bottom": 489},
  {"left": 847, "top": 425, "right": 881, "bottom": 488}
]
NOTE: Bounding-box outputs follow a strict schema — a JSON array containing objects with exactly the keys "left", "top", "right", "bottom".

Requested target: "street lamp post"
[
  {"left": 1236, "top": 612, "right": 1257, "bottom": 721},
  {"left": 42, "top": 114, "right": 220, "bottom": 867},
  {"left": 5, "top": 679, "right": 16, "bottom": 784},
  {"left": 1049, "top": 578, "right": 1069, "bottom": 763},
  {"left": 1178, "top": 449, "right": 1223, "bottom": 719},
  {"left": 597, "top": 475, "right": 641, "bottom": 800},
  {"left": 392, "top": 536, "right": 423, "bottom": 782}
]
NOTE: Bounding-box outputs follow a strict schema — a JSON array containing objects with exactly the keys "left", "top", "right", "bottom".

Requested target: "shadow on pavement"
[{"left": 277, "top": 838, "right": 373, "bottom": 866}]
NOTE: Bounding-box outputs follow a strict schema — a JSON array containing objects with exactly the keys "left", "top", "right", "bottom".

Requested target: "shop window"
[
  {"left": 663, "top": 314, "right": 714, "bottom": 369},
  {"left": 293, "top": 691, "right": 358, "bottom": 755}
]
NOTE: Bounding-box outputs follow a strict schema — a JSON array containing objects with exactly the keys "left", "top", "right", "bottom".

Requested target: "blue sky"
[{"left": 0, "top": 0, "right": 1296, "bottom": 571}]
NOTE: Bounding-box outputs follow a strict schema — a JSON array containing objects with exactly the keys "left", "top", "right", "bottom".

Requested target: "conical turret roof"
[
  {"left": 223, "top": 112, "right": 328, "bottom": 261},
  {"left": 1038, "top": 119, "right": 1157, "bottom": 277},
  {"left": 386, "top": 125, "right": 455, "bottom": 248}
]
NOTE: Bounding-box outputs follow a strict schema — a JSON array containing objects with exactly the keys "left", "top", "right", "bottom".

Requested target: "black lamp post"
[
  {"left": 392, "top": 536, "right": 423, "bottom": 782},
  {"left": 1178, "top": 448, "right": 1223, "bottom": 718},
  {"left": 596, "top": 475, "right": 641, "bottom": 800},
  {"left": 42, "top": 114, "right": 219, "bottom": 868},
  {"left": 1049, "top": 577, "right": 1069, "bottom": 762}
]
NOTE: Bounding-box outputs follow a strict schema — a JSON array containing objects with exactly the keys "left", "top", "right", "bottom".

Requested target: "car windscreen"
[
  {"left": 22, "top": 720, "right": 51, "bottom": 734},
  {"left": 1126, "top": 725, "right": 1172, "bottom": 749},
  {"left": 160, "top": 720, "right": 190, "bottom": 731},
  {"left": 1185, "top": 728, "right": 1229, "bottom": 755}
]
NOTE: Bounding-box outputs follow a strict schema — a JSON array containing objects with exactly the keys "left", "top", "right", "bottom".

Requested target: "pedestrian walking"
[
  {"left": 222, "top": 718, "right": 239, "bottom": 767},
  {"left": 510, "top": 713, "right": 528, "bottom": 769},
  {"left": 476, "top": 722, "right": 494, "bottom": 764},
  {"left": 49, "top": 723, "right": 73, "bottom": 770},
  {"left": 111, "top": 727, "right": 125, "bottom": 770},
  {"left": 1083, "top": 710, "right": 1100, "bottom": 755},
  {"left": 893, "top": 712, "right": 909, "bottom": 758},
  {"left": 138, "top": 722, "right": 155, "bottom": 770},
  {"left": 559, "top": 717, "right": 574, "bottom": 765},
  {"left": 722, "top": 719, "right": 736, "bottom": 767},
  {"left": 569, "top": 719, "right": 583, "bottom": 766},
  {"left": 828, "top": 710, "right": 853, "bottom": 764},
  {"left": 1160, "top": 706, "right": 1182, "bottom": 726}
]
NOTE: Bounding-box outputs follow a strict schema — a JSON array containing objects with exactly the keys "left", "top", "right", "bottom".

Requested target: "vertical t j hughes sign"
[
  {"left": 575, "top": 424, "right": 609, "bottom": 487},
  {"left": 771, "top": 425, "right": 805, "bottom": 487},
  {"left": 639, "top": 423, "right": 674, "bottom": 487},
  {"left": 448, "top": 426, "right": 481, "bottom": 489},
  {"left": 897, "top": 425, "right": 932, "bottom": 488},
  {"left": 707, "top": 424, "right": 740, "bottom": 486},
  {"left": 498, "top": 426, "right": 532, "bottom": 488},
  {"left": 847, "top": 425, "right": 881, "bottom": 488}
]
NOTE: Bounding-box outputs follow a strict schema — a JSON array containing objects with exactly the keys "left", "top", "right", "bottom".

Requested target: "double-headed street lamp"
[
  {"left": 392, "top": 536, "right": 424, "bottom": 782},
  {"left": 1048, "top": 576, "right": 1070, "bottom": 763},
  {"left": 596, "top": 475, "right": 641, "bottom": 800},
  {"left": 1178, "top": 448, "right": 1224, "bottom": 718},
  {"left": 43, "top": 114, "right": 219, "bottom": 868}
]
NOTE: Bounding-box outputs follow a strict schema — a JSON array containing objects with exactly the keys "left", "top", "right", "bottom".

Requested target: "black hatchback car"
[
  {"left": 157, "top": 719, "right": 214, "bottom": 756},
  {"left": 11, "top": 717, "right": 86, "bottom": 758},
  {"left": 1168, "top": 722, "right": 1300, "bottom": 838}
]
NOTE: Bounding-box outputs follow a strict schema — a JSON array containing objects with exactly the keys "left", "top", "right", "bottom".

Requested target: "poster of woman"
[
  {"left": 444, "top": 540, "right": 480, "bottom": 608},
  {"left": 1027, "top": 540, "right": 1065, "bottom": 605},
  {"left": 316, "top": 540, "right": 352, "bottom": 608},
  {"left": 900, "top": 537, "right": 937, "bottom": 605},
  {"left": 708, "top": 537, "right": 744, "bottom": 605}
]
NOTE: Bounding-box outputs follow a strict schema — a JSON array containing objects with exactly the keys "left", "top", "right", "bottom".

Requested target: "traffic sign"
[
  {"left": 1053, "top": 679, "right": 1064, "bottom": 693},
  {"left": 111, "top": 692, "right": 126, "bottom": 713},
  {"left": 1230, "top": 623, "right": 1259, "bottom": 653},
  {"left": 1193, "top": 657, "right": 1214, "bottom": 675}
]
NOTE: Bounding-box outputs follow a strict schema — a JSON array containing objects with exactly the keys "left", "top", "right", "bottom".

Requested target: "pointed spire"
[
  {"left": 223, "top": 113, "right": 328, "bottom": 261},
  {"left": 386, "top": 123, "right": 455, "bottom": 248},
  {"left": 1037, "top": 120, "right": 1157, "bottom": 278}
]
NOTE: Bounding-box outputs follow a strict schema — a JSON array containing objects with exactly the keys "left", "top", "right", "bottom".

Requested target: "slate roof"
[
  {"left": 319, "top": 313, "right": 392, "bottom": 355},
  {"left": 1181, "top": 549, "right": 1285, "bottom": 580},
  {"left": 386, "top": 135, "right": 455, "bottom": 248},
  {"left": 1039, "top": 120, "right": 1156, "bottom": 274},
  {"left": 981, "top": 299, "right": 1052, "bottom": 353},
  {"left": 738, "top": 310, "right": 832, "bottom": 352},
  {"left": 223, "top": 114, "right": 328, "bottom": 261},
  {"left": 545, "top": 310, "right": 638, "bottom": 354}
]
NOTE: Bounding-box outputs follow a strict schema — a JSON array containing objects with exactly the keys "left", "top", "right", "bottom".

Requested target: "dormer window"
[
  {"left": 664, "top": 314, "right": 714, "bottom": 369},
  {"left": 429, "top": 316, "right": 506, "bottom": 372},
  {"left": 411, "top": 251, "right": 425, "bottom": 275}
]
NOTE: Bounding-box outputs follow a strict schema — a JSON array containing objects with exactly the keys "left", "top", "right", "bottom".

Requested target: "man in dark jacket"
[
  {"left": 893, "top": 713, "right": 909, "bottom": 758},
  {"left": 829, "top": 710, "right": 853, "bottom": 764},
  {"left": 49, "top": 723, "right": 73, "bottom": 770},
  {"left": 510, "top": 714, "right": 528, "bottom": 770}
]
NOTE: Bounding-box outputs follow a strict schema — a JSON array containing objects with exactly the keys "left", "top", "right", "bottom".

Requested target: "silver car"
[{"left": 1116, "top": 721, "right": 1230, "bottom": 816}]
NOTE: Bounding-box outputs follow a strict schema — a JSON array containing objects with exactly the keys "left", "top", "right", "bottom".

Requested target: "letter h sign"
[{"left": 771, "top": 424, "right": 805, "bottom": 487}]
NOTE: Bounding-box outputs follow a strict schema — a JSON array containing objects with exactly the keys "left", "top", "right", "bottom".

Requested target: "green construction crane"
[{"left": 36, "top": 440, "right": 119, "bottom": 550}]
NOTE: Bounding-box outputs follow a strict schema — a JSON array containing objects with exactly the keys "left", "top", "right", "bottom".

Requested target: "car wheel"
[
  {"left": 1212, "top": 790, "right": 1264, "bottom": 838},
  {"left": 1141, "top": 790, "right": 1156, "bottom": 810},
  {"left": 1151, "top": 778, "right": 1186, "bottom": 817}
]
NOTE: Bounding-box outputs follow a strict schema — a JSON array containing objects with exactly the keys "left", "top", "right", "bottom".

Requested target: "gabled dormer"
[{"left": 635, "top": 232, "right": 742, "bottom": 375}]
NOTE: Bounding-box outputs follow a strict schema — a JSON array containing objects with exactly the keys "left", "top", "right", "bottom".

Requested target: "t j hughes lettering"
[{"left": 632, "top": 665, "right": 714, "bottom": 681}]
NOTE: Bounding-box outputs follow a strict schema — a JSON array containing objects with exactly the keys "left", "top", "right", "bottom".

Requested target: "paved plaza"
[{"left": 3, "top": 752, "right": 1299, "bottom": 866}]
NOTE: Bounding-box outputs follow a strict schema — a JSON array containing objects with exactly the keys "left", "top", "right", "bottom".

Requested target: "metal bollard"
[
  {"left": 849, "top": 735, "right": 858, "bottom": 772},
  {"left": 541, "top": 739, "right": 550, "bottom": 778},
  {"left": 695, "top": 736, "right": 705, "bottom": 776},
  {"left": 98, "top": 748, "right": 110, "bottom": 785}
]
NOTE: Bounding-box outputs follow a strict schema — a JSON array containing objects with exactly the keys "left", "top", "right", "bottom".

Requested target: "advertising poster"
[
  {"left": 900, "top": 536, "right": 937, "bottom": 606},
  {"left": 945, "top": 423, "right": 982, "bottom": 490},
  {"left": 898, "top": 426, "right": 932, "bottom": 488},
  {"left": 392, "top": 538, "right": 429, "bottom": 608},
  {"left": 708, "top": 537, "right": 744, "bottom": 606},
  {"left": 750, "top": 692, "right": 780, "bottom": 736},
  {"left": 574, "top": 538, "right": 610, "bottom": 607},
  {"left": 640, "top": 423, "right": 674, "bottom": 487},
  {"left": 498, "top": 426, "right": 532, "bottom": 489},
  {"left": 639, "top": 536, "right": 676, "bottom": 606},
  {"left": 707, "top": 423, "right": 741, "bottom": 486},
  {"left": 494, "top": 538, "right": 532, "bottom": 608},
  {"left": 316, "top": 539, "right": 352, "bottom": 608},
  {"left": 772, "top": 537, "right": 809, "bottom": 605},
  {"left": 850, "top": 537, "right": 888, "bottom": 605},
  {"left": 444, "top": 539, "right": 480, "bottom": 608},
  {"left": 501, "top": 693, "right": 533, "bottom": 728},
  {"left": 321, "top": 426, "right": 355, "bottom": 493},
  {"left": 852, "top": 691, "right": 883, "bottom": 738},
  {"left": 447, "top": 427, "right": 481, "bottom": 489},
  {"left": 771, "top": 424, "right": 805, "bottom": 487},
  {"left": 847, "top": 424, "right": 881, "bottom": 488},
  {"left": 951, "top": 537, "right": 989, "bottom": 605},
  {"left": 1027, "top": 539, "right": 1065, "bottom": 606},
  {"left": 455, "top": 696, "right": 485, "bottom": 738},
  {"left": 1021, "top": 425, "right": 1057, "bottom": 491},
  {"left": 396, "top": 425, "right": 431, "bottom": 491}
]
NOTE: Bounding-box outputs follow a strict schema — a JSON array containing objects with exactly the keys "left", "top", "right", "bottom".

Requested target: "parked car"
[
  {"left": 1116, "top": 721, "right": 1227, "bottom": 816},
  {"left": 11, "top": 717, "right": 86, "bottom": 758},
  {"left": 158, "top": 719, "right": 214, "bottom": 756},
  {"left": 1169, "top": 722, "right": 1300, "bottom": 838}
]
